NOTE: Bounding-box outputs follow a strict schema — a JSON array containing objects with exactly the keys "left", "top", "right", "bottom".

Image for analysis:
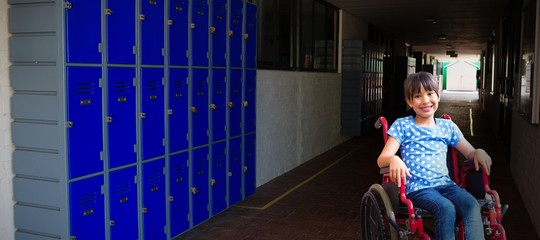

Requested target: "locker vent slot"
[
  {"left": 77, "top": 82, "right": 97, "bottom": 95},
  {"left": 115, "top": 181, "right": 133, "bottom": 196}
]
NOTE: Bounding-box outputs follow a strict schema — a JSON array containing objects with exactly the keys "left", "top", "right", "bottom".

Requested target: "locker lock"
[
  {"left": 243, "top": 166, "right": 248, "bottom": 173},
  {"left": 167, "top": 20, "right": 173, "bottom": 26},
  {"left": 191, "top": 107, "right": 198, "bottom": 113},
  {"left": 210, "top": 27, "right": 216, "bottom": 34},
  {"left": 110, "top": 220, "right": 115, "bottom": 227},
  {"left": 107, "top": 116, "right": 113, "bottom": 123},
  {"left": 228, "top": 30, "right": 234, "bottom": 37},
  {"left": 210, "top": 104, "right": 217, "bottom": 110},
  {"left": 169, "top": 196, "right": 174, "bottom": 201},
  {"left": 210, "top": 179, "right": 216, "bottom": 187},
  {"left": 167, "top": 109, "right": 173, "bottom": 115},
  {"left": 105, "top": 9, "right": 112, "bottom": 15},
  {"left": 64, "top": 2, "right": 72, "bottom": 9},
  {"left": 244, "top": 34, "right": 249, "bottom": 40},
  {"left": 227, "top": 102, "right": 234, "bottom": 108},
  {"left": 139, "top": 14, "right": 145, "bottom": 20},
  {"left": 142, "top": 208, "right": 148, "bottom": 213},
  {"left": 191, "top": 187, "right": 199, "bottom": 194},
  {"left": 67, "top": 121, "right": 74, "bottom": 128},
  {"left": 190, "top": 23, "right": 196, "bottom": 29},
  {"left": 243, "top": 101, "right": 249, "bottom": 108},
  {"left": 140, "top": 112, "right": 146, "bottom": 118}
]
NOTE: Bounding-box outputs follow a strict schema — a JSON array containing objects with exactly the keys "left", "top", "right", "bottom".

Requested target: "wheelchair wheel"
[{"left": 360, "top": 184, "right": 399, "bottom": 240}]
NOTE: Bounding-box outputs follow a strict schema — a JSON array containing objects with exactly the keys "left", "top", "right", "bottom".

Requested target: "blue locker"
[
  {"left": 228, "top": 69, "right": 242, "bottom": 137},
  {"left": 191, "top": 147, "right": 209, "bottom": 226},
  {"left": 211, "top": 141, "right": 227, "bottom": 214},
  {"left": 65, "top": 0, "right": 102, "bottom": 63},
  {"left": 211, "top": 69, "right": 227, "bottom": 142},
  {"left": 140, "top": 0, "right": 165, "bottom": 65},
  {"left": 142, "top": 159, "right": 167, "bottom": 240},
  {"left": 107, "top": 0, "right": 136, "bottom": 64},
  {"left": 228, "top": 137, "right": 242, "bottom": 205},
  {"left": 108, "top": 68, "right": 137, "bottom": 169},
  {"left": 245, "top": 3, "right": 257, "bottom": 68},
  {"left": 228, "top": 0, "right": 243, "bottom": 67},
  {"left": 191, "top": 0, "right": 209, "bottom": 67},
  {"left": 69, "top": 175, "right": 105, "bottom": 240},
  {"left": 109, "top": 166, "right": 138, "bottom": 240},
  {"left": 169, "top": 152, "right": 190, "bottom": 237},
  {"left": 191, "top": 69, "right": 209, "bottom": 147},
  {"left": 169, "top": 0, "right": 189, "bottom": 66},
  {"left": 244, "top": 70, "right": 256, "bottom": 133},
  {"left": 243, "top": 134, "right": 256, "bottom": 198},
  {"left": 169, "top": 68, "right": 189, "bottom": 153},
  {"left": 141, "top": 68, "right": 165, "bottom": 160},
  {"left": 67, "top": 67, "right": 103, "bottom": 179},
  {"left": 210, "top": 0, "right": 227, "bottom": 66}
]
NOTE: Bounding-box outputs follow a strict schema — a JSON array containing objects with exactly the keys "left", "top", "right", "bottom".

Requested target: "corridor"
[{"left": 178, "top": 91, "right": 539, "bottom": 239}]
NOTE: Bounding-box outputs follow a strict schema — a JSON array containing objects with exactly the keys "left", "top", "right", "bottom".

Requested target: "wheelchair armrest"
[{"left": 380, "top": 167, "right": 389, "bottom": 175}]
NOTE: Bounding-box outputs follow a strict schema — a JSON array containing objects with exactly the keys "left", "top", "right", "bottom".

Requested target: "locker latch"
[
  {"left": 83, "top": 209, "right": 94, "bottom": 216},
  {"left": 140, "top": 113, "right": 146, "bottom": 118},
  {"left": 190, "top": 23, "right": 196, "bottom": 29},
  {"left": 210, "top": 27, "right": 216, "bottom": 34},
  {"left": 167, "top": 109, "right": 173, "bottom": 115},
  {"left": 191, "top": 107, "right": 198, "bottom": 113},
  {"left": 119, "top": 197, "right": 128, "bottom": 203},
  {"left": 210, "top": 104, "right": 217, "bottom": 110},
  {"left": 243, "top": 101, "right": 249, "bottom": 108},
  {"left": 210, "top": 179, "right": 216, "bottom": 186},
  {"left": 167, "top": 20, "right": 173, "bottom": 26},
  {"left": 243, "top": 166, "right": 248, "bottom": 173},
  {"left": 191, "top": 187, "right": 198, "bottom": 194},
  {"left": 228, "top": 30, "right": 234, "bottom": 37},
  {"left": 142, "top": 208, "right": 148, "bottom": 213},
  {"left": 105, "top": 9, "right": 112, "bottom": 15},
  {"left": 70, "top": 236, "right": 77, "bottom": 240},
  {"left": 139, "top": 14, "right": 145, "bottom": 21},
  {"left": 169, "top": 196, "right": 174, "bottom": 201},
  {"left": 151, "top": 186, "right": 159, "bottom": 192},
  {"left": 110, "top": 220, "right": 115, "bottom": 226},
  {"left": 67, "top": 121, "right": 74, "bottom": 128},
  {"left": 64, "top": 2, "right": 72, "bottom": 9},
  {"left": 244, "top": 34, "right": 249, "bottom": 40},
  {"left": 107, "top": 116, "right": 113, "bottom": 123},
  {"left": 227, "top": 102, "right": 234, "bottom": 108}
]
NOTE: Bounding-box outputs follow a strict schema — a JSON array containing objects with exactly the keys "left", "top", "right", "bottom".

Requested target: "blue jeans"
[{"left": 407, "top": 184, "right": 484, "bottom": 240}]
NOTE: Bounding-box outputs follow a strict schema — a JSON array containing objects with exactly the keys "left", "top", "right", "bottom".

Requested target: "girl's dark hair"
[{"left": 403, "top": 71, "right": 439, "bottom": 101}]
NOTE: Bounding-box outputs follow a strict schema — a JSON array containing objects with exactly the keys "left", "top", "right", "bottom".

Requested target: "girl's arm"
[
  {"left": 378, "top": 137, "right": 411, "bottom": 187},
  {"left": 455, "top": 138, "right": 492, "bottom": 175}
]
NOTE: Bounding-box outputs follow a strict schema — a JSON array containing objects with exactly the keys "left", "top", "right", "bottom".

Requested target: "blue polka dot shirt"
[{"left": 387, "top": 115, "right": 463, "bottom": 194}]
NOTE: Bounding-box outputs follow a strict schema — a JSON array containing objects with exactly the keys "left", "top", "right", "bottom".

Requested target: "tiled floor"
[{"left": 177, "top": 91, "right": 539, "bottom": 240}]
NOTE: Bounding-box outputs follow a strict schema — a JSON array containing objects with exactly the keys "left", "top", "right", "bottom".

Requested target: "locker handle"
[
  {"left": 191, "top": 107, "right": 198, "bottom": 113},
  {"left": 243, "top": 101, "right": 249, "bottom": 108},
  {"left": 210, "top": 27, "right": 216, "bottom": 34},
  {"left": 210, "top": 104, "right": 217, "bottom": 110},
  {"left": 151, "top": 186, "right": 159, "bottom": 192},
  {"left": 227, "top": 102, "right": 234, "bottom": 108},
  {"left": 105, "top": 8, "right": 112, "bottom": 15},
  {"left": 83, "top": 209, "right": 94, "bottom": 216},
  {"left": 210, "top": 179, "right": 216, "bottom": 187},
  {"left": 119, "top": 197, "right": 128, "bottom": 203},
  {"left": 191, "top": 187, "right": 198, "bottom": 194}
]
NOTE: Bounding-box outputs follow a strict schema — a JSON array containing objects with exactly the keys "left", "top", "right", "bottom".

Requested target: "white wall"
[
  {"left": 255, "top": 70, "right": 349, "bottom": 185},
  {"left": 0, "top": 1, "right": 15, "bottom": 239}
]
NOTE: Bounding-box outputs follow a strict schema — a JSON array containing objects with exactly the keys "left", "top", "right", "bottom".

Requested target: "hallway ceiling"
[{"left": 326, "top": 0, "right": 511, "bottom": 56}]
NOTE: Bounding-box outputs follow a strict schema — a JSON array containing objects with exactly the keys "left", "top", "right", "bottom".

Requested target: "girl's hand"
[
  {"left": 389, "top": 156, "right": 411, "bottom": 187},
  {"left": 474, "top": 149, "right": 492, "bottom": 175}
]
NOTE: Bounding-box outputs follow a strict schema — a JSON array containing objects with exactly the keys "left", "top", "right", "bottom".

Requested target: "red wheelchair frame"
[{"left": 360, "top": 115, "right": 508, "bottom": 240}]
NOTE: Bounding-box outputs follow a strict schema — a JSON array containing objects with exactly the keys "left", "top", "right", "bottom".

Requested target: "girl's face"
[{"left": 407, "top": 85, "right": 440, "bottom": 124}]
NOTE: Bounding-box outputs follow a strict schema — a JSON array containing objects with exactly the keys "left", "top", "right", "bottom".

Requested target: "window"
[{"left": 256, "top": 0, "right": 339, "bottom": 71}]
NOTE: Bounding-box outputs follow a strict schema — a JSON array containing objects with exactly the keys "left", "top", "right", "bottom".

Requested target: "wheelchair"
[{"left": 360, "top": 115, "right": 509, "bottom": 240}]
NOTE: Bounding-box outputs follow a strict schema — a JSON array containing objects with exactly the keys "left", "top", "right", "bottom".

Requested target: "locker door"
[
  {"left": 141, "top": 68, "right": 165, "bottom": 160},
  {"left": 228, "top": 69, "right": 242, "bottom": 137},
  {"left": 65, "top": 0, "right": 101, "bottom": 63},
  {"left": 169, "top": 0, "right": 189, "bottom": 66},
  {"left": 142, "top": 159, "right": 166, "bottom": 240},
  {"left": 69, "top": 175, "right": 105, "bottom": 240},
  {"left": 211, "top": 69, "right": 226, "bottom": 142},
  {"left": 108, "top": 68, "right": 137, "bottom": 169},
  {"left": 244, "top": 70, "right": 256, "bottom": 134},
  {"left": 67, "top": 67, "right": 103, "bottom": 179},
  {"left": 191, "top": 0, "right": 209, "bottom": 67},
  {"left": 210, "top": 0, "right": 227, "bottom": 67},
  {"left": 191, "top": 147, "right": 209, "bottom": 226},
  {"left": 169, "top": 68, "right": 189, "bottom": 153},
  {"left": 107, "top": 0, "right": 136, "bottom": 64},
  {"left": 109, "top": 166, "right": 138, "bottom": 239},
  {"left": 243, "top": 134, "right": 256, "bottom": 198},
  {"left": 169, "top": 152, "right": 190, "bottom": 237},
  {"left": 228, "top": 137, "right": 242, "bottom": 205},
  {"left": 245, "top": 3, "right": 257, "bottom": 68},
  {"left": 191, "top": 69, "right": 209, "bottom": 147},
  {"left": 228, "top": 0, "right": 243, "bottom": 67},
  {"left": 211, "top": 141, "right": 227, "bottom": 214},
  {"left": 140, "top": 0, "right": 165, "bottom": 65}
]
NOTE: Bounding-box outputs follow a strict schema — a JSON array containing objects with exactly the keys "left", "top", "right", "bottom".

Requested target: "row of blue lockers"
[
  {"left": 68, "top": 66, "right": 255, "bottom": 179},
  {"left": 69, "top": 134, "right": 255, "bottom": 240},
  {"left": 64, "top": 0, "right": 256, "bottom": 67}
]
